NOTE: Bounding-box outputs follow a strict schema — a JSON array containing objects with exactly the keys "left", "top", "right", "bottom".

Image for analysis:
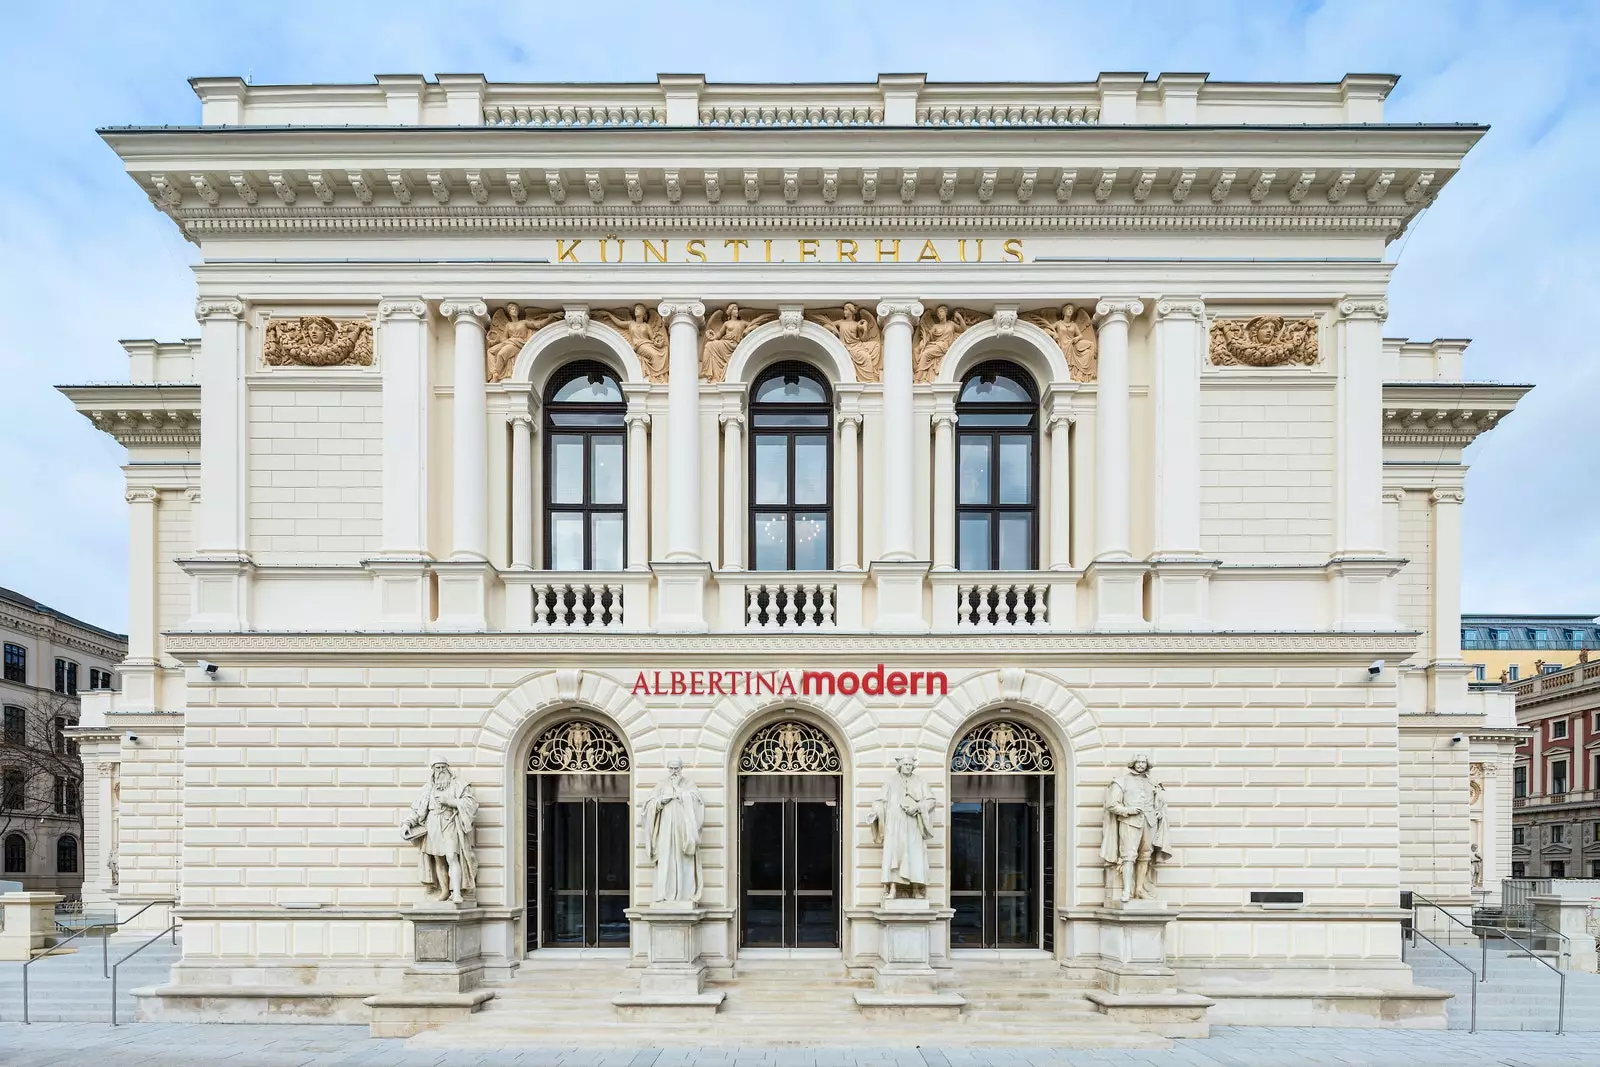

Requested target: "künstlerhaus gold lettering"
[{"left": 551, "top": 237, "right": 1026, "bottom": 264}]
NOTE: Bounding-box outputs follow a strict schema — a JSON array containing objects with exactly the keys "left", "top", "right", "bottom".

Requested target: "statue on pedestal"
[
  {"left": 868, "top": 756, "right": 937, "bottom": 899},
  {"left": 640, "top": 758, "right": 706, "bottom": 905},
  {"left": 1101, "top": 754, "right": 1170, "bottom": 903},
  {"left": 403, "top": 760, "right": 480, "bottom": 905}
]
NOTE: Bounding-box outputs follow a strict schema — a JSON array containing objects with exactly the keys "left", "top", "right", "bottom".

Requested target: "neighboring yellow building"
[{"left": 1462, "top": 614, "right": 1600, "bottom": 684}]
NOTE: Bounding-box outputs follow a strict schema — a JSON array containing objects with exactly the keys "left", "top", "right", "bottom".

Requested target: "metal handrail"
[
  {"left": 1410, "top": 892, "right": 1487, "bottom": 983},
  {"left": 20, "top": 898, "right": 175, "bottom": 1024},
  {"left": 111, "top": 920, "right": 180, "bottom": 1026},
  {"left": 1471, "top": 921, "right": 1568, "bottom": 1035},
  {"left": 1403, "top": 926, "right": 1477, "bottom": 1033},
  {"left": 1519, "top": 912, "right": 1573, "bottom": 968}
]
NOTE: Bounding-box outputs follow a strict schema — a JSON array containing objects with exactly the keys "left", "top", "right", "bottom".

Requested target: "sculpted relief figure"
[
  {"left": 700, "top": 303, "right": 776, "bottom": 382},
  {"left": 1023, "top": 304, "right": 1098, "bottom": 382},
  {"left": 912, "top": 305, "right": 986, "bottom": 383},
  {"left": 262, "top": 316, "right": 374, "bottom": 368},
  {"left": 1209, "top": 315, "right": 1319, "bottom": 367},
  {"left": 807, "top": 303, "right": 882, "bottom": 382},
  {"left": 868, "top": 756, "right": 938, "bottom": 899},
  {"left": 1101, "top": 754, "right": 1171, "bottom": 903},
  {"left": 595, "top": 304, "right": 670, "bottom": 382},
  {"left": 402, "top": 759, "right": 480, "bottom": 904},
  {"left": 639, "top": 757, "right": 707, "bottom": 905},
  {"left": 486, "top": 302, "right": 560, "bottom": 382}
]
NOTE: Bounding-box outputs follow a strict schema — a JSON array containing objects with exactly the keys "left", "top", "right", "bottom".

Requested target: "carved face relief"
[{"left": 262, "top": 316, "right": 374, "bottom": 368}]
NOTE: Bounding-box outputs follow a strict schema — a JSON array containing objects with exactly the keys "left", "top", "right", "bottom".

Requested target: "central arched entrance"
[
  {"left": 949, "top": 718, "right": 1057, "bottom": 950},
  {"left": 525, "top": 718, "right": 631, "bottom": 950},
  {"left": 737, "top": 719, "right": 842, "bottom": 948}
]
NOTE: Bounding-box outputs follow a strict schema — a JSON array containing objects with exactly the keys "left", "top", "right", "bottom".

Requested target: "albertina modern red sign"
[{"left": 631, "top": 665, "right": 949, "bottom": 698}]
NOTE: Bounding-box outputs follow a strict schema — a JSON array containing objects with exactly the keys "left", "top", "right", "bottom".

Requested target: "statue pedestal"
[
  {"left": 366, "top": 902, "right": 495, "bottom": 1038},
  {"left": 613, "top": 905, "right": 725, "bottom": 1018},
  {"left": 1082, "top": 902, "right": 1212, "bottom": 1037},
  {"left": 853, "top": 898, "right": 966, "bottom": 1018}
]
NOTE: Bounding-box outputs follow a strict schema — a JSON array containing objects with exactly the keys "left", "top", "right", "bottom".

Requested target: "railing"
[
  {"left": 110, "top": 920, "right": 180, "bottom": 1026},
  {"left": 1401, "top": 925, "right": 1477, "bottom": 1033},
  {"left": 953, "top": 582, "right": 1051, "bottom": 630},
  {"left": 1508, "top": 659, "right": 1600, "bottom": 696},
  {"left": 744, "top": 582, "right": 838, "bottom": 630},
  {"left": 916, "top": 102, "right": 1099, "bottom": 127},
  {"left": 23, "top": 899, "right": 173, "bottom": 1024},
  {"left": 531, "top": 581, "right": 627, "bottom": 629},
  {"left": 1410, "top": 891, "right": 1567, "bottom": 1034}
]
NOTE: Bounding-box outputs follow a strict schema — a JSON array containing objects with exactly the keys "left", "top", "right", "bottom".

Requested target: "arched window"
[
  {"left": 750, "top": 362, "right": 833, "bottom": 571},
  {"left": 956, "top": 361, "right": 1039, "bottom": 570},
  {"left": 3, "top": 832, "right": 24, "bottom": 874},
  {"left": 56, "top": 835, "right": 78, "bottom": 874},
  {"left": 543, "top": 362, "right": 627, "bottom": 571}
]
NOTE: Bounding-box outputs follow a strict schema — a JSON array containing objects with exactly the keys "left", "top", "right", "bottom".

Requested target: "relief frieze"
[
  {"left": 261, "top": 316, "right": 373, "bottom": 368},
  {"left": 1209, "top": 315, "right": 1320, "bottom": 368},
  {"left": 1022, "top": 304, "right": 1099, "bottom": 382},
  {"left": 486, "top": 303, "right": 561, "bottom": 382}
]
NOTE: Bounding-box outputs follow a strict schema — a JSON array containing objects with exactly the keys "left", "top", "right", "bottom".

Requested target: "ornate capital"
[
  {"left": 195, "top": 298, "right": 244, "bottom": 321},
  {"left": 505, "top": 412, "right": 535, "bottom": 429},
  {"left": 563, "top": 305, "right": 590, "bottom": 337},
  {"left": 992, "top": 307, "right": 1018, "bottom": 337},
  {"left": 837, "top": 411, "right": 865, "bottom": 430},
  {"left": 931, "top": 408, "right": 957, "bottom": 429},
  {"left": 1338, "top": 298, "right": 1389, "bottom": 321},
  {"left": 1094, "top": 298, "right": 1145, "bottom": 324},
  {"left": 1155, "top": 299, "right": 1205, "bottom": 320},
  {"left": 125, "top": 488, "right": 158, "bottom": 505},
  {"left": 377, "top": 298, "right": 427, "bottom": 321},
  {"left": 657, "top": 300, "right": 705, "bottom": 325},
  {"left": 625, "top": 408, "right": 651, "bottom": 429},
  {"left": 1382, "top": 487, "right": 1407, "bottom": 504},
  {"left": 439, "top": 299, "right": 489, "bottom": 326},
  {"left": 876, "top": 300, "right": 924, "bottom": 324},
  {"left": 1431, "top": 487, "right": 1465, "bottom": 506},
  {"left": 718, "top": 411, "right": 746, "bottom": 429},
  {"left": 779, "top": 306, "right": 805, "bottom": 336},
  {"left": 184, "top": 487, "right": 203, "bottom": 504},
  {"left": 1047, "top": 411, "right": 1076, "bottom": 431}
]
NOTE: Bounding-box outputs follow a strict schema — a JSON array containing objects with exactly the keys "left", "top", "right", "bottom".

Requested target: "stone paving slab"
[{"left": 4, "top": 1025, "right": 1600, "bottom": 1067}]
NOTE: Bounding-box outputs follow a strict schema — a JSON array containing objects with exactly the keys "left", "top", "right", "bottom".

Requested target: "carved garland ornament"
[
  {"left": 740, "top": 720, "right": 841, "bottom": 774},
  {"left": 262, "top": 316, "right": 373, "bottom": 368},
  {"left": 527, "top": 718, "right": 631, "bottom": 773},
  {"left": 951, "top": 719, "right": 1055, "bottom": 773},
  {"left": 1208, "top": 315, "right": 1319, "bottom": 368}
]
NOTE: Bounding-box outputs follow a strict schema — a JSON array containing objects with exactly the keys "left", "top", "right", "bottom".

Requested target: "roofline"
[
  {"left": 99, "top": 122, "right": 1484, "bottom": 137},
  {"left": 0, "top": 586, "right": 128, "bottom": 644}
]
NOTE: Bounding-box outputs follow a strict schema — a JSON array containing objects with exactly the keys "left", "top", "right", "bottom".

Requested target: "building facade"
[
  {"left": 61, "top": 71, "right": 1528, "bottom": 1032},
  {"left": 1509, "top": 662, "right": 1600, "bottom": 879},
  {"left": 0, "top": 586, "right": 124, "bottom": 897},
  {"left": 1461, "top": 613, "right": 1600, "bottom": 685}
]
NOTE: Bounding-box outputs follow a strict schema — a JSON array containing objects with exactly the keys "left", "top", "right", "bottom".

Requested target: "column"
[
  {"left": 931, "top": 404, "right": 956, "bottom": 570},
  {"left": 1151, "top": 299, "right": 1203, "bottom": 556},
  {"left": 194, "top": 299, "right": 246, "bottom": 556},
  {"left": 94, "top": 763, "right": 116, "bottom": 901},
  {"left": 876, "top": 301, "right": 923, "bottom": 561},
  {"left": 1481, "top": 764, "right": 1501, "bottom": 904},
  {"left": 508, "top": 413, "right": 534, "bottom": 568},
  {"left": 1431, "top": 487, "right": 1464, "bottom": 662},
  {"left": 1047, "top": 412, "right": 1073, "bottom": 569},
  {"left": 125, "top": 489, "right": 159, "bottom": 663},
  {"left": 368, "top": 298, "right": 431, "bottom": 628},
  {"left": 720, "top": 412, "right": 745, "bottom": 569},
  {"left": 837, "top": 412, "right": 862, "bottom": 571},
  {"left": 441, "top": 299, "right": 490, "bottom": 560},
  {"left": 625, "top": 403, "right": 651, "bottom": 571},
  {"left": 1330, "top": 297, "right": 1395, "bottom": 631},
  {"left": 660, "top": 300, "right": 705, "bottom": 561},
  {"left": 1088, "top": 299, "right": 1145, "bottom": 630}
]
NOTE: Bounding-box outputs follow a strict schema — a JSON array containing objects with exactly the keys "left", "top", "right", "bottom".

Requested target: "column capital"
[
  {"left": 505, "top": 411, "right": 535, "bottom": 429},
  {"left": 1337, "top": 297, "right": 1389, "bottom": 321},
  {"left": 718, "top": 411, "right": 745, "bottom": 429},
  {"left": 658, "top": 299, "right": 705, "bottom": 324},
  {"left": 439, "top": 299, "right": 489, "bottom": 325},
  {"left": 837, "top": 411, "right": 865, "bottom": 430},
  {"left": 194, "top": 298, "right": 245, "bottom": 321},
  {"left": 1431, "top": 487, "right": 1465, "bottom": 505},
  {"left": 125, "top": 487, "right": 159, "bottom": 505},
  {"left": 184, "top": 487, "right": 203, "bottom": 504},
  {"left": 1154, "top": 297, "right": 1205, "bottom": 320},
  {"left": 1047, "top": 410, "right": 1076, "bottom": 431},
  {"left": 625, "top": 408, "right": 652, "bottom": 428},
  {"left": 377, "top": 297, "right": 428, "bottom": 321},
  {"left": 1094, "top": 298, "right": 1145, "bottom": 324},
  {"left": 1382, "top": 487, "right": 1407, "bottom": 504},
  {"left": 876, "top": 299, "right": 924, "bottom": 324}
]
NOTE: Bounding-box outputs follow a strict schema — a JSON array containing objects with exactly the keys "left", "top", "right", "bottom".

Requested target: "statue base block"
[
  {"left": 368, "top": 903, "right": 496, "bottom": 1037},
  {"left": 1084, "top": 904, "right": 1212, "bottom": 1038},
  {"left": 853, "top": 901, "right": 965, "bottom": 1019},
  {"left": 614, "top": 906, "right": 724, "bottom": 1019}
]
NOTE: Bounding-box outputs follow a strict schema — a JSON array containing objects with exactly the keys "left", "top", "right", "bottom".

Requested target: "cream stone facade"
[{"left": 60, "top": 71, "right": 1529, "bottom": 1038}]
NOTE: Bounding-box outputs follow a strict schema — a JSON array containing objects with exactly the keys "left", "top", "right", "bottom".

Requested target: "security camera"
[
  {"left": 126, "top": 733, "right": 139, "bottom": 744},
  {"left": 1368, "top": 660, "right": 1385, "bottom": 677},
  {"left": 198, "top": 660, "right": 220, "bottom": 677},
  {"left": 1451, "top": 733, "right": 1465, "bottom": 744}
]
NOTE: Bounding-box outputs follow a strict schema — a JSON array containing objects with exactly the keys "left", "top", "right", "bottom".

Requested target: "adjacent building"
[
  {"left": 0, "top": 586, "right": 125, "bottom": 897},
  {"left": 1508, "top": 660, "right": 1600, "bottom": 880},
  {"left": 59, "top": 70, "right": 1526, "bottom": 1032},
  {"left": 1462, "top": 613, "right": 1600, "bottom": 686}
]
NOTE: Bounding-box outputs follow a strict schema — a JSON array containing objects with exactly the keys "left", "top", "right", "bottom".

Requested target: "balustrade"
[
  {"left": 953, "top": 582, "right": 1051, "bottom": 630},
  {"left": 530, "top": 582, "right": 627, "bottom": 630},
  {"left": 744, "top": 582, "right": 838, "bottom": 630}
]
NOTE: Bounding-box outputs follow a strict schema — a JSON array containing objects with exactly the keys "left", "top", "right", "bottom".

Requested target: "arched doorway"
[
  {"left": 525, "top": 718, "right": 631, "bottom": 950},
  {"left": 949, "top": 718, "right": 1057, "bottom": 950},
  {"left": 737, "top": 719, "right": 842, "bottom": 948}
]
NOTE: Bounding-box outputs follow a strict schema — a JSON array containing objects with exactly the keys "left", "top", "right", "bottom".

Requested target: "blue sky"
[{"left": 2, "top": 0, "right": 1597, "bottom": 633}]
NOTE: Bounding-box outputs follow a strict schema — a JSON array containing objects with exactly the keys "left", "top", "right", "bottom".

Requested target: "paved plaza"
[{"left": 3, "top": 1024, "right": 1600, "bottom": 1067}]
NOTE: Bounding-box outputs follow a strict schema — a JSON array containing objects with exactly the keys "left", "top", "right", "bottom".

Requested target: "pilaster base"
[
  {"left": 1326, "top": 556, "right": 1402, "bottom": 631},
  {"left": 1084, "top": 902, "right": 1212, "bottom": 1038},
  {"left": 853, "top": 899, "right": 965, "bottom": 1018},
  {"left": 1086, "top": 559, "right": 1149, "bottom": 630},
  {"left": 652, "top": 560, "right": 712, "bottom": 633},
  {"left": 615, "top": 906, "right": 725, "bottom": 1017},
  {"left": 869, "top": 560, "right": 932, "bottom": 633},
  {"left": 367, "top": 903, "right": 497, "bottom": 1037},
  {"left": 433, "top": 558, "right": 494, "bottom": 630},
  {"left": 1147, "top": 557, "right": 1219, "bottom": 630},
  {"left": 363, "top": 556, "right": 432, "bottom": 629},
  {"left": 179, "top": 555, "right": 254, "bottom": 630}
]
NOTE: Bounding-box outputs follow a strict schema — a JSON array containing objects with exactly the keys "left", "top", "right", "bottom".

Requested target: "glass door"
[
  {"left": 950, "top": 774, "right": 1048, "bottom": 948},
  {"left": 530, "top": 773, "right": 630, "bottom": 949},
  {"left": 740, "top": 774, "right": 840, "bottom": 947}
]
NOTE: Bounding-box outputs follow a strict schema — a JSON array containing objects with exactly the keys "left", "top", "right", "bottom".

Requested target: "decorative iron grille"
[
  {"left": 527, "top": 719, "right": 630, "bottom": 773},
  {"left": 739, "top": 720, "right": 840, "bottom": 774},
  {"left": 950, "top": 719, "right": 1054, "bottom": 773}
]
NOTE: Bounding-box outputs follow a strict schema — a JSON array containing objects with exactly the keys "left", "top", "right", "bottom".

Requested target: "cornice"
[
  {"left": 1381, "top": 381, "right": 1530, "bottom": 447},
  {"left": 58, "top": 385, "right": 202, "bottom": 447}
]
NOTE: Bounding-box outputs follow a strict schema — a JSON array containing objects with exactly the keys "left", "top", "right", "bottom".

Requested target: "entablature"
[
  {"left": 58, "top": 383, "right": 201, "bottom": 447},
  {"left": 1381, "top": 381, "right": 1529, "bottom": 448}
]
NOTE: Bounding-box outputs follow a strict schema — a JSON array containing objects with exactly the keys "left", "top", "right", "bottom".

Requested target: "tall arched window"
[
  {"left": 750, "top": 362, "right": 833, "bottom": 571},
  {"left": 544, "top": 362, "right": 626, "bottom": 571},
  {"left": 3, "top": 832, "right": 24, "bottom": 874},
  {"left": 56, "top": 835, "right": 78, "bottom": 874},
  {"left": 956, "top": 361, "right": 1039, "bottom": 570}
]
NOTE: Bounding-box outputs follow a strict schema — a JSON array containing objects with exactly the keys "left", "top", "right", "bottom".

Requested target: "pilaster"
[
  {"left": 660, "top": 300, "right": 705, "bottom": 562},
  {"left": 368, "top": 297, "right": 433, "bottom": 629},
  {"left": 876, "top": 300, "right": 923, "bottom": 562}
]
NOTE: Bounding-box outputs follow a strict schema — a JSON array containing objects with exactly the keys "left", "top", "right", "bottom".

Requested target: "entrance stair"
[
  {"left": 1404, "top": 937, "right": 1600, "bottom": 1031},
  {"left": 410, "top": 950, "right": 1170, "bottom": 1048}
]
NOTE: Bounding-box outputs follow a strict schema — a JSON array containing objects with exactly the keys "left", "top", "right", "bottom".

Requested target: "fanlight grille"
[
  {"left": 739, "top": 720, "right": 841, "bottom": 774},
  {"left": 950, "top": 719, "right": 1054, "bottom": 773},
  {"left": 527, "top": 718, "right": 630, "bottom": 773}
]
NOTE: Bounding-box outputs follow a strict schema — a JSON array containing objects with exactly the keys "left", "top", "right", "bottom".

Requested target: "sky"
[{"left": 1, "top": 0, "right": 1597, "bottom": 634}]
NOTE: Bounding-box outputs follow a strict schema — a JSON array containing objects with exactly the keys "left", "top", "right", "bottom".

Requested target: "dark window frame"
[
  {"left": 747, "top": 361, "right": 834, "bottom": 572},
  {"left": 56, "top": 835, "right": 77, "bottom": 875},
  {"left": 2, "top": 832, "right": 24, "bottom": 874},
  {"left": 954, "top": 360, "right": 1041, "bottom": 572},
  {"left": 3, "top": 706, "right": 23, "bottom": 746},
  {"left": 54, "top": 658, "right": 77, "bottom": 696},
  {"left": 2, "top": 643, "right": 24, "bottom": 684},
  {"left": 1, "top": 768, "right": 22, "bottom": 811},
  {"left": 541, "top": 361, "right": 628, "bottom": 572}
]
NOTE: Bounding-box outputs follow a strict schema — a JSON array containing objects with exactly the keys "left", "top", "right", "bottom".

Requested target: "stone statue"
[
  {"left": 485, "top": 302, "right": 560, "bottom": 382},
  {"left": 700, "top": 303, "right": 775, "bottom": 382},
  {"left": 912, "top": 305, "right": 985, "bottom": 383},
  {"left": 1100, "top": 754, "right": 1171, "bottom": 903},
  {"left": 262, "top": 316, "right": 373, "bottom": 368},
  {"left": 639, "top": 758, "right": 706, "bottom": 905},
  {"left": 595, "top": 304, "right": 670, "bottom": 382},
  {"left": 807, "top": 303, "right": 882, "bottom": 382},
  {"left": 1209, "top": 315, "right": 1319, "bottom": 367},
  {"left": 402, "top": 760, "right": 480, "bottom": 904},
  {"left": 1471, "top": 843, "right": 1484, "bottom": 888},
  {"left": 1023, "top": 304, "right": 1098, "bottom": 382},
  {"left": 868, "top": 755, "right": 937, "bottom": 899}
]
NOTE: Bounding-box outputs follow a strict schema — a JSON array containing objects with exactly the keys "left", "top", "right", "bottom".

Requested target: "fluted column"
[
  {"left": 931, "top": 403, "right": 957, "bottom": 570},
  {"left": 837, "top": 412, "right": 862, "bottom": 571},
  {"left": 1092, "top": 299, "right": 1143, "bottom": 560},
  {"left": 441, "top": 299, "right": 490, "bottom": 560},
  {"left": 660, "top": 300, "right": 705, "bottom": 561},
  {"left": 508, "top": 412, "right": 534, "bottom": 569},
  {"left": 625, "top": 404, "right": 651, "bottom": 570},
  {"left": 876, "top": 300, "right": 923, "bottom": 561},
  {"left": 1047, "top": 412, "right": 1073, "bottom": 569},
  {"left": 720, "top": 412, "right": 746, "bottom": 570}
]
